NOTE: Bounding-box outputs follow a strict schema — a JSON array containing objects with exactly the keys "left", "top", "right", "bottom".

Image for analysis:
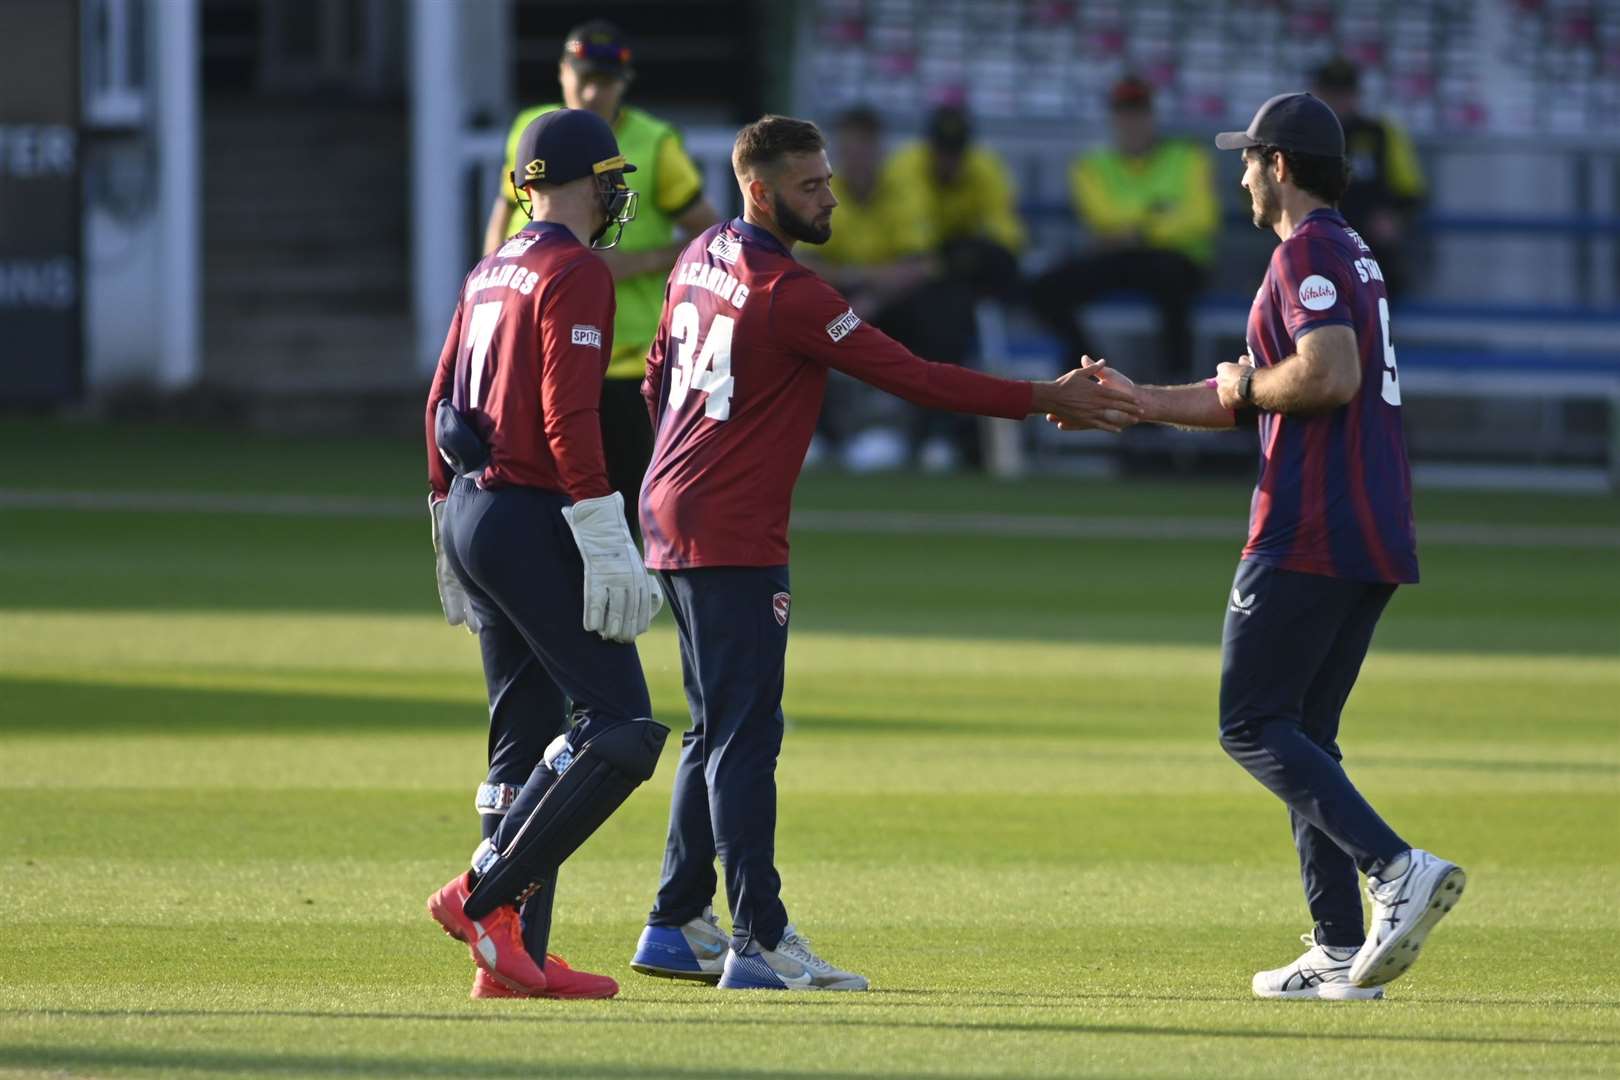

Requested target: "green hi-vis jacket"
[
  {"left": 1070, "top": 139, "right": 1218, "bottom": 265},
  {"left": 503, "top": 104, "right": 703, "bottom": 379}
]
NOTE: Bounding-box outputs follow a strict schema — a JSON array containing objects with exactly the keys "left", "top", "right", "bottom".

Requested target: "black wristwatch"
[{"left": 1238, "top": 368, "right": 1255, "bottom": 404}]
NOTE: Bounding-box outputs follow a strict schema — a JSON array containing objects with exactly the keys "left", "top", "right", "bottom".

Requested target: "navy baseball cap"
[
  {"left": 562, "top": 19, "right": 633, "bottom": 78},
  {"left": 511, "top": 108, "right": 637, "bottom": 188},
  {"left": 1215, "top": 92, "right": 1345, "bottom": 158}
]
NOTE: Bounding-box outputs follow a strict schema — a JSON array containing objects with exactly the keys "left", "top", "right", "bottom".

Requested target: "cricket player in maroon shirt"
[
  {"left": 422, "top": 109, "right": 670, "bottom": 1001},
  {"left": 627, "top": 115, "right": 1142, "bottom": 991},
  {"left": 1053, "top": 93, "right": 1464, "bottom": 1001}
]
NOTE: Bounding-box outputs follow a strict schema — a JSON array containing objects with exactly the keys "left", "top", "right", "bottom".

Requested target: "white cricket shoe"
[
  {"left": 1350, "top": 848, "right": 1467, "bottom": 988},
  {"left": 1253, "top": 933, "right": 1384, "bottom": 1000},
  {"left": 718, "top": 924, "right": 869, "bottom": 991},
  {"left": 630, "top": 906, "right": 729, "bottom": 984}
]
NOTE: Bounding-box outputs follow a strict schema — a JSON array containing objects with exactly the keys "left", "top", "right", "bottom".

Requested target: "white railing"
[{"left": 83, "top": 0, "right": 148, "bottom": 129}]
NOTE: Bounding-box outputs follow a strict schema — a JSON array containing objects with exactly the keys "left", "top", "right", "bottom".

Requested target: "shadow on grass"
[
  {"left": 0, "top": 677, "right": 483, "bottom": 736},
  {"left": 0, "top": 677, "right": 1091, "bottom": 742},
  {"left": 1355, "top": 754, "right": 1620, "bottom": 777},
  {"left": 5, "top": 500, "right": 1617, "bottom": 657},
  {"left": 6, "top": 679, "right": 1616, "bottom": 792},
  {"left": 632, "top": 986, "right": 1620, "bottom": 1011},
  {"left": 5, "top": 1007, "right": 1617, "bottom": 1059}
]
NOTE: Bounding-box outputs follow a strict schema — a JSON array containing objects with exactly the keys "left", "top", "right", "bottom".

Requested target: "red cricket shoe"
[
  {"left": 469, "top": 955, "right": 619, "bottom": 1000},
  {"left": 538, "top": 953, "right": 619, "bottom": 999},
  {"left": 426, "top": 871, "right": 547, "bottom": 994},
  {"left": 470, "top": 968, "right": 531, "bottom": 999}
]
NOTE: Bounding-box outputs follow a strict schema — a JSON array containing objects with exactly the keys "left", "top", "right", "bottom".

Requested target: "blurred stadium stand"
[
  {"left": 782, "top": 0, "right": 1620, "bottom": 488},
  {"left": 15, "top": 0, "right": 1620, "bottom": 490}
]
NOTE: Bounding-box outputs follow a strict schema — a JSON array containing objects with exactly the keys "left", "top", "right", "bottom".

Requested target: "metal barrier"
[{"left": 457, "top": 122, "right": 1620, "bottom": 491}]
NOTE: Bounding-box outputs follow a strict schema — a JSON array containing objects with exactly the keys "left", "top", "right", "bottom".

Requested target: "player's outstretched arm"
[
  {"left": 778, "top": 272, "right": 1141, "bottom": 429},
  {"left": 1047, "top": 358, "right": 1236, "bottom": 432},
  {"left": 1220, "top": 324, "right": 1360, "bottom": 415},
  {"left": 1032, "top": 361, "right": 1145, "bottom": 432}
]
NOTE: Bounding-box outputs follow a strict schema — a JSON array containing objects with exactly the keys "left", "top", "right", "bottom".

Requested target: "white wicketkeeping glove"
[
  {"left": 429, "top": 496, "right": 482, "bottom": 634},
  {"left": 560, "top": 491, "right": 661, "bottom": 643}
]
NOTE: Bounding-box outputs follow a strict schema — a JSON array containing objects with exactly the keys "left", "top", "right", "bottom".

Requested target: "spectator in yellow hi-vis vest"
[
  {"left": 483, "top": 20, "right": 720, "bottom": 536},
  {"left": 866, "top": 104, "right": 1025, "bottom": 467},
  {"left": 880, "top": 103, "right": 1025, "bottom": 301},
  {"left": 1029, "top": 76, "right": 1218, "bottom": 381},
  {"left": 1313, "top": 56, "right": 1427, "bottom": 302},
  {"left": 800, "top": 106, "right": 985, "bottom": 468}
]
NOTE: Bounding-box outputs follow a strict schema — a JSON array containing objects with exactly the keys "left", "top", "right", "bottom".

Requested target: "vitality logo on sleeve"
[{"left": 1298, "top": 275, "right": 1338, "bottom": 311}]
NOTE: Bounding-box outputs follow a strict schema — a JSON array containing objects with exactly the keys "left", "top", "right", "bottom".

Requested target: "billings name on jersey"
[
  {"left": 1243, "top": 209, "right": 1419, "bottom": 585},
  {"left": 425, "top": 222, "right": 615, "bottom": 504}
]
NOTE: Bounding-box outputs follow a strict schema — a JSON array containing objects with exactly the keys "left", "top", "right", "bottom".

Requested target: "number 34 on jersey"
[{"left": 666, "top": 300, "right": 735, "bottom": 421}]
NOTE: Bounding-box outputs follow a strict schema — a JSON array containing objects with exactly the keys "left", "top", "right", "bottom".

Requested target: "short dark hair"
[
  {"left": 1109, "top": 74, "right": 1154, "bottom": 112},
  {"left": 1252, "top": 144, "right": 1350, "bottom": 205},
  {"left": 834, "top": 105, "right": 883, "bottom": 136},
  {"left": 1313, "top": 56, "right": 1360, "bottom": 92},
  {"left": 733, "top": 115, "right": 827, "bottom": 179}
]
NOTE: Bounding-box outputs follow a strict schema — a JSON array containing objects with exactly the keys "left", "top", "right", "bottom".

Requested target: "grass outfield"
[{"left": 0, "top": 421, "right": 1616, "bottom": 1079}]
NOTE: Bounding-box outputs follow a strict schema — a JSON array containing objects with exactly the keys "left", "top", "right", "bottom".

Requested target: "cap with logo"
[
  {"left": 1215, "top": 92, "right": 1345, "bottom": 158},
  {"left": 562, "top": 19, "right": 633, "bottom": 78},
  {"left": 511, "top": 108, "right": 637, "bottom": 189}
]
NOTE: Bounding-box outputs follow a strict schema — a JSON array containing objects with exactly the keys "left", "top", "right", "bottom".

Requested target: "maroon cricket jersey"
[
  {"left": 639, "top": 219, "right": 1033, "bottom": 569},
  {"left": 1243, "top": 208, "right": 1419, "bottom": 584},
  {"left": 426, "top": 222, "right": 614, "bottom": 504}
]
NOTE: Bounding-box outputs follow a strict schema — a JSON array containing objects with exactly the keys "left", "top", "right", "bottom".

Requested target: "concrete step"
[
  {"left": 205, "top": 263, "right": 407, "bottom": 299},
  {"left": 204, "top": 235, "right": 409, "bottom": 268},
  {"left": 206, "top": 305, "right": 412, "bottom": 339},
  {"left": 203, "top": 108, "right": 405, "bottom": 142},
  {"left": 185, "top": 384, "right": 428, "bottom": 436},
  {"left": 204, "top": 313, "right": 417, "bottom": 392},
  {"left": 202, "top": 101, "right": 413, "bottom": 393},
  {"left": 206, "top": 294, "right": 408, "bottom": 322},
  {"left": 205, "top": 199, "right": 405, "bottom": 222}
]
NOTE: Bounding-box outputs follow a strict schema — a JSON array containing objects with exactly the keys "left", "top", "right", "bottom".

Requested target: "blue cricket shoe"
[
  {"left": 717, "top": 924, "right": 869, "bottom": 991},
  {"left": 629, "top": 906, "right": 728, "bottom": 984}
]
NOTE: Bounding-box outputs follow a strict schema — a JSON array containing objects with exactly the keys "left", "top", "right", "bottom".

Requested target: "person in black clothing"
[{"left": 1313, "top": 57, "right": 1428, "bottom": 302}]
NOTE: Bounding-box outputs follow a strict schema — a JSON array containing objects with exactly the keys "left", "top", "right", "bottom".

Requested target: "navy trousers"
[
  {"left": 1218, "top": 559, "right": 1409, "bottom": 949},
  {"left": 648, "top": 565, "right": 791, "bottom": 953},
  {"left": 441, "top": 477, "right": 653, "bottom": 955}
]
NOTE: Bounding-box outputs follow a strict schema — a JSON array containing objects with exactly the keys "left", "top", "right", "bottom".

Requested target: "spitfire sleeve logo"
[
  {"left": 496, "top": 234, "right": 538, "bottom": 259},
  {"left": 707, "top": 232, "right": 742, "bottom": 264},
  {"left": 1298, "top": 275, "right": 1338, "bottom": 311},
  {"left": 825, "top": 308, "right": 862, "bottom": 343},
  {"left": 523, "top": 158, "right": 546, "bottom": 181},
  {"left": 571, "top": 325, "right": 603, "bottom": 348}
]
